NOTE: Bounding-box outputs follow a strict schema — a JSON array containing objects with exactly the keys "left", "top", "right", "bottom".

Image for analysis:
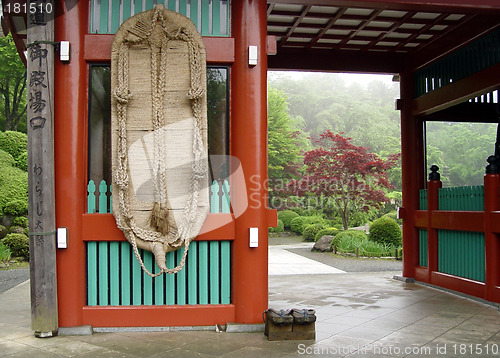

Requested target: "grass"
[{"left": 335, "top": 235, "right": 397, "bottom": 258}]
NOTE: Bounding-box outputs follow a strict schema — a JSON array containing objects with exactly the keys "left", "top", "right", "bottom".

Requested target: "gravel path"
[{"left": 0, "top": 268, "right": 29, "bottom": 294}]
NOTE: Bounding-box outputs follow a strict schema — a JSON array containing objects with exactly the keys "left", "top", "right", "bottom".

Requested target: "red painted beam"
[
  {"left": 231, "top": 0, "right": 269, "bottom": 324},
  {"left": 84, "top": 34, "right": 235, "bottom": 63},
  {"left": 490, "top": 212, "right": 500, "bottom": 233},
  {"left": 81, "top": 305, "right": 235, "bottom": 328},
  {"left": 431, "top": 271, "right": 486, "bottom": 300},
  {"left": 484, "top": 174, "right": 500, "bottom": 301},
  {"left": 431, "top": 211, "right": 485, "bottom": 232},
  {"left": 414, "top": 210, "right": 427, "bottom": 228},
  {"left": 82, "top": 214, "right": 235, "bottom": 241},
  {"left": 54, "top": 0, "right": 88, "bottom": 328},
  {"left": 412, "top": 63, "right": 500, "bottom": 116}
]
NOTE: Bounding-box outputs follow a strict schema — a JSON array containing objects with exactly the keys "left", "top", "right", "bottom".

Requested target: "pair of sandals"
[{"left": 265, "top": 308, "right": 316, "bottom": 325}]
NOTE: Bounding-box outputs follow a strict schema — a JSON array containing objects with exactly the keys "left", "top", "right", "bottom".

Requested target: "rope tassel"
[{"left": 150, "top": 202, "right": 170, "bottom": 236}]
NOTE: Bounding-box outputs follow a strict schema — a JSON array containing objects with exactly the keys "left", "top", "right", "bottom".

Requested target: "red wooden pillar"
[
  {"left": 230, "top": 0, "right": 269, "bottom": 323},
  {"left": 54, "top": 0, "right": 88, "bottom": 327},
  {"left": 484, "top": 173, "right": 500, "bottom": 301},
  {"left": 400, "top": 71, "right": 425, "bottom": 279},
  {"left": 427, "top": 178, "right": 442, "bottom": 282}
]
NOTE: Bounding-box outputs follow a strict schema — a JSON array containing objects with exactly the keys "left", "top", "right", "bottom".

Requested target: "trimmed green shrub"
[
  {"left": 336, "top": 229, "right": 368, "bottom": 243},
  {"left": 1, "top": 233, "right": 29, "bottom": 259},
  {"left": 383, "top": 211, "right": 402, "bottom": 225},
  {"left": 3, "top": 200, "right": 28, "bottom": 217},
  {"left": 277, "top": 210, "right": 299, "bottom": 229},
  {"left": 0, "top": 225, "right": 7, "bottom": 240},
  {"left": 290, "top": 216, "right": 325, "bottom": 234},
  {"left": 369, "top": 216, "right": 402, "bottom": 247},
  {"left": 0, "top": 149, "right": 15, "bottom": 167},
  {"left": 0, "top": 131, "right": 27, "bottom": 160},
  {"left": 269, "top": 219, "right": 284, "bottom": 234},
  {"left": 315, "top": 227, "right": 339, "bottom": 242},
  {"left": 0, "top": 166, "right": 28, "bottom": 213},
  {"left": 303, "top": 223, "right": 326, "bottom": 241},
  {"left": 16, "top": 151, "right": 28, "bottom": 172},
  {"left": 12, "top": 216, "right": 28, "bottom": 228},
  {"left": 8, "top": 226, "right": 25, "bottom": 234},
  {"left": 290, "top": 216, "right": 306, "bottom": 234}
]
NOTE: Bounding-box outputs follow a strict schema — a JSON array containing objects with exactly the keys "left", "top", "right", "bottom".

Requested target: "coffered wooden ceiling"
[{"left": 267, "top": 1, "right": 500, "bottom": 73}]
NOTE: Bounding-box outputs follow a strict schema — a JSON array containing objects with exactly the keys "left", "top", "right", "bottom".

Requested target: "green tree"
[{"left": 0, "top": 34, "right": 27, "bottom": 132}]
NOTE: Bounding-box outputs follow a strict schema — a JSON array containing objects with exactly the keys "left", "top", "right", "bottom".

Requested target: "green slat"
[
  {"left": 198, "top": 241, "right": 209, "bottom": 304},
  {"left": 87, "top": 180, "right": 96, "bottom": 214},
  {"left": 99, "top": 180, "right": 108, "bottom": 213},
  {"left": 120, "top": 242, "right": 131, "bottom": 305},
  {"left": 167, "top": 0, "right": 176, "bottom": 11},
  {"left": 212, "top": 0, "right": 221, "bottom": 36},
  {"left": 154, "top": 256, "right": 164, "bottom": 305},
  {"left": 87, "top": 242, "right": 98, "bottom": 306},
  {"left": 190, "top": 0, "right": 199, "bottom": 30},
  {"left": 90, "top": 0, "right": 97, "bottom": 33},
  {"left": 419, "top": 230, "right": 428, "bottom": 267},
  {"left": 222, "top": 180, "right": 230, "bottom": 213},
  {"left": 132, "top": 248, "right": 142, "bottom": 305},
  {"left": 143, "top": 251, "right": 154, "bottom": 305},
  {"left": 220, "top": 241, "right": 230, "bottom": 304},
  {"left": 188, "top": 242, "right": 198, "bottom": 305},
  {"left": 109, "top": 242, "right": 120, "bottom": 305},
  {"left": 165, "top": 252, "right": 175, "bottom": 305},
  {"left": 98, "top": 242, "right": 109, "bottom": 305},
  {"left": 179, "top": 0, "right": 187, "bottom": 16},
  {"left": 176, "top": 247, "right": 187, "bottom": 305},
  {"left": 134, "top": 0, "right": 143, "bottom": 15},
  {"left": 99, "top": 0, "right": 109, "bottom": 34},
  {"left": 210, "top": 241, "right": 220, "bottom": 304},
  {"left": 110, "top": 0, "right": 120, "bottom": 33},
  {"left": 145, "top": 0, "right": 154, "bottom": 10},
  {"left": 201, "top": 0, "right": 210, "bottom": 35},
  {"left": 122, "top": 0, "right": 132, "bottom": 22}
]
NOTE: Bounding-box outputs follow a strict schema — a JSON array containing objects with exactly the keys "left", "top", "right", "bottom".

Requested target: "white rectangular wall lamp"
[{"left": 249, "top": 227, "right": 258, "bottom": 247}]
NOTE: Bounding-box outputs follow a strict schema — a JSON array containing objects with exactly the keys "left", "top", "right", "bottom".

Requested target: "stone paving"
[{"left": 1, "top": 243, "right": 499, "bottom": 357}]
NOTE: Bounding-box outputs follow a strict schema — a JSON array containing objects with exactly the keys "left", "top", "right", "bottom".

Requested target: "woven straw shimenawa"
[{"left": 111, "top": 4, "right": 209, "bottom": 277}]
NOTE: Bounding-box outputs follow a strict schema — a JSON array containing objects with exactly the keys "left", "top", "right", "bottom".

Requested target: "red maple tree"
[{"left": 287, "top": 131, "right": 400, "bottom": 230}]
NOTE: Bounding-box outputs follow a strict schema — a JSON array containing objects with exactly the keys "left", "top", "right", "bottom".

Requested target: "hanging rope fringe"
[{"left": 112, "top": 4, "right": 207, "bottom": 277}]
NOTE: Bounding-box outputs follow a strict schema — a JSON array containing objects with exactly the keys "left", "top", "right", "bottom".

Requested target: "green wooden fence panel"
[
  {"left": 418, "top": 230, "right": 428, "bottom": 267},
  {"left": 198, "top": 241, "right": 209, "bottom": 304},
  {"left": 419, "top": 189, "right": 427, "bottom": 211},
  {"left": 438, "top": 230, "right": 485, "bottom": 282},
  {"left": 87, "top": 242, "right": 98, "bottom": 305},
  {"left": 220, "top": 241, "right": 230, "bottom": 304},
  {"left": 165, "top": 251, "right": 175, "bottom": 305},
  {"left": 154, "top": 258, "right": 164, "bottom": 305},
  {"left": 87, "top": 180, "right": 96, "bottom": 213},
  {"left": 88, "top": 179, "right": 229, "bottom": 214},
  {"left": 222, "top": 180, "right": 230, "bottom": 213},
  {"left": 143, "top": 251, "right": 154, "bottom": 305},
  {"left": 98, "top": 242, "right": 109, "bottom": 305},
  {"left": 415, "top": 28, "right": 500, "bottom": 97},
  {"left": 188, "top": 242, "right": 198, "bottom": 305},
  {"left": 109, "top": 242, "right": 120, "bottom": 305},
  {"left": 90, "top": 0, "right": 229, "bottom": 36},
  {"left": 176, "top": 247, "right": 187, "bottom": 305},
  {"left": 438, "top": 186, "right": 484, "bottom": 211},
  {"left": 120, "top": 241, "right": 131, "bottom": 305},
  {"left": 210, "top": 241, "right": 220, "bottom": 304},
  {"left": 132, "top": 248, "right": 142, "bottom": 305}
]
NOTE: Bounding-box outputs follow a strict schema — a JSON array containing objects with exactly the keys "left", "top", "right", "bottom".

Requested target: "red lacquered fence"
[{"left": 414, "top": 168, "right": 500, "bottom": 304}]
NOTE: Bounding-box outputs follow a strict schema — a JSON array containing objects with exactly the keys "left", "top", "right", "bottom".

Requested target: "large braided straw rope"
[{"left": 111, "top": 4, "right": 209, "bottom": 277}]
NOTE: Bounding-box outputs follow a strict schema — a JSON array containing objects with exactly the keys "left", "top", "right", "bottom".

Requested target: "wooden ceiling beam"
[{"left": 268, "top": 48, "right": 405, "bottom": 73}]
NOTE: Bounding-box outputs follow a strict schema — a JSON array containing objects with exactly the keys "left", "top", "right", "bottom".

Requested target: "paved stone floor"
[{"left": 1, "top": 243, "right": 499, "bottom": 357}]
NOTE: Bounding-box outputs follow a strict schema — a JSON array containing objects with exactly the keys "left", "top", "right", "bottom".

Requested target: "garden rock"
[{"left": 312, "top": 235, "right": 334, "bottom": 252}]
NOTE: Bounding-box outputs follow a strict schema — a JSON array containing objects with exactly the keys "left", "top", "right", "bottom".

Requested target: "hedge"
[
  {"left": 0, "top": 131, "right": 27, "bottom": 160},
  {"left": 369, "top": 216, "right": 402, "bottom": 246},
  {"left": 2, "top": 233, "right": 29, "bottom": 259},
  {"left": 315, "top": 227, "right": 339, "bottom": 242},
  {"left": 277, "top": 210, "right": 299, "bottom": 229},
  {"left": 303, "top": 223, "right": 326, "bottom": 241},
  {"left": 269, "top": 219, "right": 284, "bottom": 234}
]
